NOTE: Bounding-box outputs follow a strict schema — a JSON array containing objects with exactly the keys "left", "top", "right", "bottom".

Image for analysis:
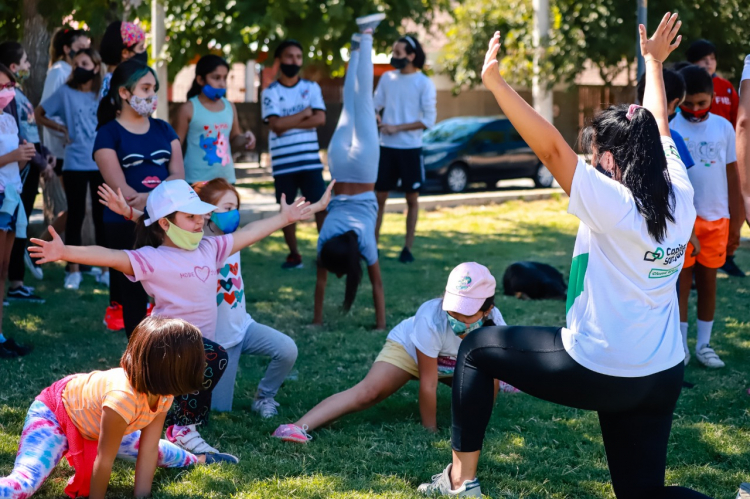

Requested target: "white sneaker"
[
  {"left": 252, "top": 398, "right": 280, "bottom": 419},
  {"left": 64, "top": 271, "right": 82, "bottom": 290},
  {"left": 696, "top": 344, "right": 725, "bottom": 368},
  {"left": 417, "top": 464, "right": 482, "bottom": 497},
  {"left": 97, "top": 272, "right": 110, "bottom": 287},
  {"left": 356, "top": 13, "right": 385, "bottom": 32},
  {"left": 166, "top": 424, "right": 221, "bottom": 454}
]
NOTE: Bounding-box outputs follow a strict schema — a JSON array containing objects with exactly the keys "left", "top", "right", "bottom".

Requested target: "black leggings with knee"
[
  {"left": 105, "top": 222, "right": 149, "bottom": 338},
  {"left": 452, "top": 326, "right": 711, "bottom": 499},
  {"left": 62, "top": 171, "right": 105, "bottom": 247}
]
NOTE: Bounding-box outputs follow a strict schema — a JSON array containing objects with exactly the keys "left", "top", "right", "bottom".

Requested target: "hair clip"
[{"left": 626, "top": 104, "right": 642, "bottom": 121}]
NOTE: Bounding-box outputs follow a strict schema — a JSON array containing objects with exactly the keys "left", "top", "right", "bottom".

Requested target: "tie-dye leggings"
[{"left": 0, "top": 400, "right": 198, "bottom": 499}]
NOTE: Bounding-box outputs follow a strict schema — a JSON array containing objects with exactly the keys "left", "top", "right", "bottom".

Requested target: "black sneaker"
[
  {"left": 398, "top": 247, "right": 415, "bottom": 264},
  {"left": 720, "top": 255, "right": 746, "bottom": 277},
  {"left": 3, "top": 337, "right": 31, "bottom": 356},
  {"left": 281, "top": 253, "right": 303, "bottom": 269},
  {"left": 7, "top": 285, "right": 45, "bottom": 304},
  {"left": 0, "top": 343, "right": 18, "bottom": 358}
]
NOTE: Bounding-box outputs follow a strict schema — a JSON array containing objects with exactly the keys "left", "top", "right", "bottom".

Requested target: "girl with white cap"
[
  {"left": 30, "top": 178, "right": 333, "bottom": 459},
  {"left": 272, "top": 262, "right": 515, "bottom": 443}
]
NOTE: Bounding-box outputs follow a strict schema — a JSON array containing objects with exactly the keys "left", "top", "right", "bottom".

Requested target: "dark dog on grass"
[{"left": 503, "top": 261, "right": 567, "bottom": 300}]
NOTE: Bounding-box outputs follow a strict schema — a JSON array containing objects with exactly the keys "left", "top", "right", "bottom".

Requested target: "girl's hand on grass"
[
  {"left": 98, "top": 184, "right": 130, "bottom": 217},
  {"left": 280, "top": 194, "right": 312, "bottom": 224},
  {"left": 29, "top": 226, "right": 65, "bottom": 264},
  {"left": 639, "top": 12, "right": 682, "bottom": 64},
  {"left": 482, "top": 32, "right": 505, "bottom": 93}
]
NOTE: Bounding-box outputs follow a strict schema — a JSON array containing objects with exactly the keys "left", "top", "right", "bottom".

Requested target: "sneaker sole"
[
  {"left": 356, "top": 13, "right": 386, "bottom": 24},
  {"left": 274, "top": 435, "right": 309, "bottom": 444},
  {"left": 7, "top": 297, "right": 45, "bottom": 304}
]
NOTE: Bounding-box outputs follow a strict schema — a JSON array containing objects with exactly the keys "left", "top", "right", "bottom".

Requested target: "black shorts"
[
  {"left": 375, "top": 146, "right": 424, "bottom": 193},
  {"left": 274, "top": 168, "right": 326, "bottom": 205},
  {"left": 54, "top": 158, "right": 64, "bottom": 177}
]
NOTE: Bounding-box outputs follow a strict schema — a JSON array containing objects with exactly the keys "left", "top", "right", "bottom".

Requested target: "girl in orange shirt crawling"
[{"left": 0, "top": 317, "right": 237, "bottom": 499}]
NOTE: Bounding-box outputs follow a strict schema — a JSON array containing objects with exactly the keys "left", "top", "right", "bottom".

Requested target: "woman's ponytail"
[
  {"left": 590, "top": 105, "right": 675, "bottom": 243},
  {"left": 319, "top": 231, "right": 363, "bottom": 311}
]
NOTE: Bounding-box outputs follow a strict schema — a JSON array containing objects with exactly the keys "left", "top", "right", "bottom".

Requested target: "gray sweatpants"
[{"left": 210, "top": 321, "right": 298, "bottom": 412}]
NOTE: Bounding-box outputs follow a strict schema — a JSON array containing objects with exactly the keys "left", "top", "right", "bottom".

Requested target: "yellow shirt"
[{"left": 62, "top": 368, "right": 173, "bottom": 441}]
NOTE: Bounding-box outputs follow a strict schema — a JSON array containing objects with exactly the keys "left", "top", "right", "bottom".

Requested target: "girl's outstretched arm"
[
  {"left": 640, "top": 13, "right": 683, "bottom": 137},
  {"left": 230, "top": 181, "right": 334, "bottom": 254},
  {"left": 481, "top": 33, "right": 578, "bottom": 194},
  {"left": 367, "top": 262, "right": 386, "bottom": 330},
  {"left": 89, "top": 407, "right": 128, "bottom": 499},
  {"left": 133, "top": 411, "right": 167, "bottom": 498},
  {"left": 29, "top": 227, "right": 134, "bottom": 275}
]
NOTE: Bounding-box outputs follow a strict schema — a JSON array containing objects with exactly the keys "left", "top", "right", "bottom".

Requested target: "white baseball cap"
[
  {"left": 442, "top": 262, "right": 496, "bottom": 316},
  {"left": 143, "top": 179, "right": 217, "bottom": 226}
]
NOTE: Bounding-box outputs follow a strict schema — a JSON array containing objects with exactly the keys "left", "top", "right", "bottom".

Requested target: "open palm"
[
  {"left": 28, "top": 227, "right": 66, "bottom": 264},
  {"left": 280, "top": 195, "right": 313, "bottom": 224},
  {"left": 639, "top": 13, "right": 682, "bottom": 64}
]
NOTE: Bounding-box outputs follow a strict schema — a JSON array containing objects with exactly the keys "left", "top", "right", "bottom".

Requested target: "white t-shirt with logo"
[
  {"left": 261, "top": 79, "right": 326, "bottom": 176},
  {"left": 214, "top": 251, "right": 254, "bottom": 349},
  {"left": 563, "top": 137, "right": 696, "bottom": 377},
  {"left": 670, "top": 113, "right": 737, "bottom": 221},
  {"left": 386, "top": 298, "right": 505, "bottom": 375}
]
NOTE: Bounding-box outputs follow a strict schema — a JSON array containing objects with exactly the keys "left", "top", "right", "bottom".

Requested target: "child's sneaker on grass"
[
  {"left": 203, "top": 452, "right": 239, "bottom": 465},
  {"left": 272, "top": 423, "right": 313, "bottom": 443},
  {"left": 103, "top": 303, "right": 124, "bottom": 331},
  {"left": 252, "top": 397, "right": 280, "bottom": 418},
  {"left": 167, "top": 424, "right": 222, "bottom": 455},
  {"left": 696, "top": 344, "right": 725, "bottom": 368},
  {"left": 418, "top": 464, "right": 482, "bottom": 497}
]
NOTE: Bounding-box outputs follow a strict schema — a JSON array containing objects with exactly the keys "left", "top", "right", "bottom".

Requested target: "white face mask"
[{"left": 128, "top": 94, "right": 158, "bottom": 116}]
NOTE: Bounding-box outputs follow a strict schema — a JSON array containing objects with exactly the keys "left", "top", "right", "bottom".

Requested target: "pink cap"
[{"left": 442, "top": 262, "right": 496, "bottom": 316}]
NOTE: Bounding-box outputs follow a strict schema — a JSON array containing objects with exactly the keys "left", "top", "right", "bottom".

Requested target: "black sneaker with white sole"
[
  {"left": 398, "top": 247, "right": 415, "bottom": 264},
  {"left": 0, "top": 343, "right": 18, "bottom": 358},
  {"left": 7, "top": 285, "right": 45, "bottom": 304},
  {"left": 720, "top": 255, "right": 746, "bottom": 277},
  {"left": 3, "top": 337, "right": 31, "bottom": 356}
]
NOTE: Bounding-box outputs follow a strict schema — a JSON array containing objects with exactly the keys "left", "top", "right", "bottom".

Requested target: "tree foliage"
[{"left": 440, "top": 0, "right": 750, "bottom": 91}]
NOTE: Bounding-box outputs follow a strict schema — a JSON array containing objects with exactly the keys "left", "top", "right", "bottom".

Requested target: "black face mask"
[
  {"left": 595, "top": 164, "right": 613, "bottom": 178},
  {"left": 131, "top": 50, "right": 148, "bottom": 65},
  {"left": 280, "top": 63, "right": 301, "bottom": 78},
  {"left": 390, "top": 56, "right": 408, "bottom": 70},
  {"left": 72, "top": 66, "right": 96, "bottom": 84}
]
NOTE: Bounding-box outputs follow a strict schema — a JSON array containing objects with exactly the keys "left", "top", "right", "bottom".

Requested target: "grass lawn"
[{"left": 1, "top": 197, "right": 749, "bottom": 498}]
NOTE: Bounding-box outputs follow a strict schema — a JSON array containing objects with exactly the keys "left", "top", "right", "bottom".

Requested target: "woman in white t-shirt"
[
  {"left": 418, "top": 15, "right": 714, "bottom": 499},
  {"left": 272, "top": 263, "right": 516, "bottom": 443}
]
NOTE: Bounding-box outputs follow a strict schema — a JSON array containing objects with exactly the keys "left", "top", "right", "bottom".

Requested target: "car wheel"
[
  {"left": 444, "top": 164, "right": 468, "bottom": 193},
  {"left": 533, "top": 163, "right": 554, "bottom": 188}
]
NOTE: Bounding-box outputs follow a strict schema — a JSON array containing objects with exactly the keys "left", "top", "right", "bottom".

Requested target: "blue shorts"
[{"left": 0, "top": 189, "right": 25, "bottom": 237}]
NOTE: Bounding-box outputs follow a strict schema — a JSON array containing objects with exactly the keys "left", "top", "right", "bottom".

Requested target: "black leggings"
[
  {"left": 104, "top": 223, "right": 149, "bottom": 338},
  {"left": 452, "top": 326, "right": 711, "bottom": 499},
  {"left": 62, "top": 171, "right": 105, "bottom": 247}
]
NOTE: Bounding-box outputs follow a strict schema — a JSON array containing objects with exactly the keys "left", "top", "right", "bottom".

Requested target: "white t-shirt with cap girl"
[{"left": 563, "top": 136, "right": 696, "bottom": 377}]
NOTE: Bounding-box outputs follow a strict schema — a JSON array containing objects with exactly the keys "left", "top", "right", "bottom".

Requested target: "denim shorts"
[{"left": 0, "top": 189, "right": 25, "bottom": 237}]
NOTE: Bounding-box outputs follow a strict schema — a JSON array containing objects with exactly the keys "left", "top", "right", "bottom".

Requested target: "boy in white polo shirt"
[{"left": 672, "top": 64, "right": 744, "bottom": 368}]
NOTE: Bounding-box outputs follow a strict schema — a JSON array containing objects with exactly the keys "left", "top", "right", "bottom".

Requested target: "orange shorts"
[{"left": 684, "top": 217, "right": 729, "bottom": 269}]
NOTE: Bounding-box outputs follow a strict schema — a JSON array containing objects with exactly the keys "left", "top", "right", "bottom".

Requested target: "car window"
[
  {"left": 473, "top": 129, "right": 505, "bottom": 144},
  {"left": 423, "top": 120, "right": 484, "bottom": 144}
]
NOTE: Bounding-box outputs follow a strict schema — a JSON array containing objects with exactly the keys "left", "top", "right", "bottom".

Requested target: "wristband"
[
  {"left": 126, "top": 205, "right": 133, "bottom": 221},
  {"left": 742, "top": 54, "right": 750, "bottom": 83}
]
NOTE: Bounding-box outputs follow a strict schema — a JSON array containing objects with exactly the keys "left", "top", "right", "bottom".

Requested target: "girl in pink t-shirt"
[{"left": 30, "top": 178, "right": 333, "bottom": 459}]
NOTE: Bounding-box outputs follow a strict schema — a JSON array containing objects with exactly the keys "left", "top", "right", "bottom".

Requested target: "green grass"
[{"left": 1, "top": 197, "right": 749, "bottom": 498}]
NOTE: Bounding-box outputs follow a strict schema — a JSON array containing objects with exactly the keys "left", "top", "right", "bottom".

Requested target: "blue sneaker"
[
  {"left": 418, "top": 464, "right": 482, "bottom": 497},
  {"left": 203, "top": 452, "right": 239, "bottom": 465}
]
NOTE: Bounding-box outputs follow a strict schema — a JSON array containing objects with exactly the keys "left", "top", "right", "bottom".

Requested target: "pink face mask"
[{"left": 0, "top": 87, "right": 15, "bottom": 109}]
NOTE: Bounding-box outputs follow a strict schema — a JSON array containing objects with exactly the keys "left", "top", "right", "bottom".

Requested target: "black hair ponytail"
[
  {"left": 97, "top": 59, "right": 158, "bottom": 130},
  {"left": 587, "top": 105, "right": 675, "bottom": 243},
  {"left": 319, "top": 231, "right": 363, "bottom": 311},
  {"left": 186, "top": 54, "right": 230, "bottom": 100}
]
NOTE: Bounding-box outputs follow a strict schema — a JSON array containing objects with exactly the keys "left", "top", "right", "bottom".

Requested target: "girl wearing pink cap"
[
  {"left": 418, "top": 15, "right": 714, "bottom": 498},
  {"left": 272, "top": 262, "right": 516, "bottom": 443}
]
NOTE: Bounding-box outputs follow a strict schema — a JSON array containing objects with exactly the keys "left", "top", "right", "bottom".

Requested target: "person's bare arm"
[
  {"left": 95, "top": 149, "right": 140, "bottom": 200},
  {"left": 416, "top": 349, "right": 439, "bottom": 432},
  {"left": 640, "top": 13, "right": 683, "bottom": 137},
  {"left": 34, "top": 105, "right": 69, "bottom": 143},
  {"left": 0, "top": 141, "right": 35, "bottom": 168},
  {"left": 737, "top": 79, "right": 750, "bottom": 225},
  {"left": 89, "top": 407, "right": 128, "bottom": 499},
  {"left": 133, "top": 411, "right": 167, "bottom": 498},
  {"left": 296, "top": 110, "right": 326, "bottom": 129},
  {"left": 379, "top": 122, "right": 426, "bottom": 135},
  {"left": 229, "top": 102, "right": 256, "bottom": 152},
  {"left": 367, "top": 262, "right": 386, "bottom": 330},
  {"left": 480, "top": 33, "right": 578, "bottom": 194},
  {"left": 267, "top": 108, "right": 314, "bottom": 136},
  {"left": 166, "top": 139, "right": 186, "bottom": 181},
  {"left": 313, "top": 265, "right": 327, "bottom": 325},
  {"left": 727, "top": 161, "right": 744, "bottom": 236},
  {"left": 29, "top": 227, "right": 134, "bottom": 275},
  {"left": 172, "top": 101, "right": 193, "bottom": 147}
]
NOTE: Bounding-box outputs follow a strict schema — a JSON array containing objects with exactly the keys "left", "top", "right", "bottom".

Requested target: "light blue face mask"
[
  {"left": 446, "top": 313, "right": 485, "bottom": 336},
  {"left": 210, "top": 209, "right": 240, "bottom": 234}
]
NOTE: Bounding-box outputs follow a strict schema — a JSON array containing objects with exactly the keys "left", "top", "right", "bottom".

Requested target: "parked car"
[{"left": 421, "top": 116, "right": 554, "bottom": 193}]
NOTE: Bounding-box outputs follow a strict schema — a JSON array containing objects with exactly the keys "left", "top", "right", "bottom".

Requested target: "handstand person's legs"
[{"left": 327, "top": 44, "right": 359, "bottom": 179}]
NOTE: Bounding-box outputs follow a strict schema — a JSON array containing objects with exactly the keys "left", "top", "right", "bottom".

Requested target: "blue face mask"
[
  {"left": 210, "top": 209, "right": 240, "bottom": 234},
  {"left": 202, "top": 84, "right": 226, "bottom": 100},
  {"left": 446, "top": 313, "right": 485, "bottom": 336}
]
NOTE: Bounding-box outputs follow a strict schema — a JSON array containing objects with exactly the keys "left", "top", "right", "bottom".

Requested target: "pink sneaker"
[{"left": 272, "top": 423, "right": 313, "bottom": 443}]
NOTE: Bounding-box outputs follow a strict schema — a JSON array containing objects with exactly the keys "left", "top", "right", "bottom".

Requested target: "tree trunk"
[{"left": 21, "top": 0, "right": 49, "bottom": 107}]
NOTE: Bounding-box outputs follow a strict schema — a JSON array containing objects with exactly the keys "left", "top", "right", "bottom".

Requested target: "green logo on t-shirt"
[
  {"left": 643, "top": 247, "right": 665, "bottom": 262},
  {"left": 648, "top": 267, "right": 679, "bottom": 279}
]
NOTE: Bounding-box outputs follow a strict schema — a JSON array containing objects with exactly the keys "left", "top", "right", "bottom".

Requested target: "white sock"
[
  {"left": 696, "top": 320, "right": 714, "bottom": 351},
  {"left": 742, "top": 54, "right": 750, "bottom": 83},
  {"left": 679, "top": 322, "right": 689, "bottom": 352}
]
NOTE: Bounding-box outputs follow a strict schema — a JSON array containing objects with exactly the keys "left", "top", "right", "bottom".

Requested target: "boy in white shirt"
[{"left": 671, "top": 64, "right": 744, "bottom": 368}]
